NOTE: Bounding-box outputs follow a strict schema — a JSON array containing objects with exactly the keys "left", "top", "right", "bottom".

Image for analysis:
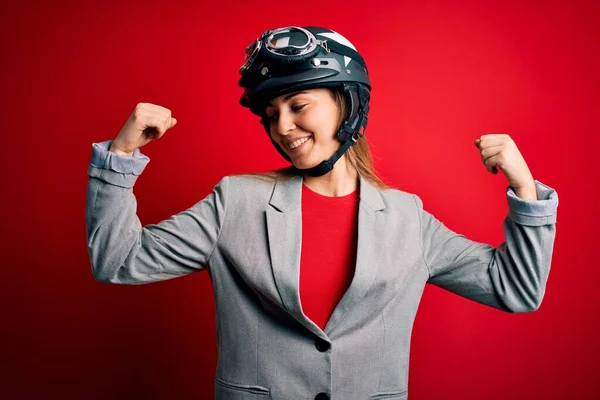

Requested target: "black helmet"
[{"left": 238, "top": 26, "right": 372, "bottom": 177}]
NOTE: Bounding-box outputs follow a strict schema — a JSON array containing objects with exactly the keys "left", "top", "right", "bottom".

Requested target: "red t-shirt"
[{"left": 299, "top": 183, "right": 360, "bottom": 331}]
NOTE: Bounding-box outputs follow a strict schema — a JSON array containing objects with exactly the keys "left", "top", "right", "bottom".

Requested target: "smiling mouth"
[{"left": 288, "top": 137, "right": 311, "bottom": 151}]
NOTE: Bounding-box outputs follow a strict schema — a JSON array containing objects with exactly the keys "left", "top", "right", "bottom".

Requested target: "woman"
[{"left": 86, "top": 26, "right": 559, "bottom": 400}]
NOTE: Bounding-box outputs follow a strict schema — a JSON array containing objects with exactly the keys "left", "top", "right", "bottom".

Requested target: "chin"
[
  {"left": 291, "top": 158, "right": 321, "bottom": 170},
  {"left": 291, "top": 160, "right": 312, "bottom": 170}
]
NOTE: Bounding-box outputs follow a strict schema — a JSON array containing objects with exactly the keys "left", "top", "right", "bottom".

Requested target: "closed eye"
[
  {"left": 266, "top": 104, "right": 306, "bottom": 123},
  {"left": 291, "top": 104, "right": 306, "bottom": 112}
]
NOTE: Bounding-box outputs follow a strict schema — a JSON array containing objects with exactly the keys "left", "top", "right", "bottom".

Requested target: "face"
[{"left": 265, "top": 88, "right": 341, "bottom": 170}]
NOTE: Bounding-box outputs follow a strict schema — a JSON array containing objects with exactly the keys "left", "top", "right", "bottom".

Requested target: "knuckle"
[
  {"left": 133, "top": 105, "right": 145, "bottom": 118},
  {"left": 148, "top": 117, "right": 159, "bottom": 129}
]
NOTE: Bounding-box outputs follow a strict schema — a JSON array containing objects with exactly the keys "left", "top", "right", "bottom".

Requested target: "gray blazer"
[{"left": 86, "top": 146, "right": 559, "bottom": 400}]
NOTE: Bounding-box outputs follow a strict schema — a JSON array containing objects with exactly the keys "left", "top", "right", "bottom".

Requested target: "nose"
[{"left": 274, "top": 110, "right": 296, "bottom": 137}]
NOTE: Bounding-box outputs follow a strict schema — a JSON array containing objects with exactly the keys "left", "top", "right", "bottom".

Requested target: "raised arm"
[
  {"left": 419, "top": 180, "right": 558, "bottom": 312},
  {"left": 85, "top": 103, "right": 228, "bottom": 284},
  {"left": 420, "top": 134, "right": 559, "bottom": 312}
]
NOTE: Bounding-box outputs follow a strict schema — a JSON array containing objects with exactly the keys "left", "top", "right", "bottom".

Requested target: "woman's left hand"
[{"left": 474, "top": 134, "right": 537, "bottom": 200}]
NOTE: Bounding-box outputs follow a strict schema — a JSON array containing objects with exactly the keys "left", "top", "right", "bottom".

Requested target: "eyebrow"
[{"left": 266, "top": 91, "right": 308, "bottom": 108}]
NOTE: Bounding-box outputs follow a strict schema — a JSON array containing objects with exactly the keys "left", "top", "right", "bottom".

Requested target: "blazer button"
[
  {"left": 315, "top": 338, "right": 331, "bottom": 352},
  {"left": 315, "top": 392, "right": 330, "bottom": 400}
]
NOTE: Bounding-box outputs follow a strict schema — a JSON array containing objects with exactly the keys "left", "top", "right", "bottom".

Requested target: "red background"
[{"left": 1, "top": 0, "right": 598, "bottom": 398}]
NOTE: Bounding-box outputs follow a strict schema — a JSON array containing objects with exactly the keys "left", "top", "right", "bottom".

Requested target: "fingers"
[
  {"left": 474, "top": 135, "right": 511, "bottom": 175},
  {"left": 480, "top": 144, "right": 503, "bottom": 163},
  {"left": 134, "top": 102, "right": 177, "bottom": 140},
  {"left": 473, "top": 133, "right": 532, "bottom": 185},
  {"left": 474, "top": 133, "right": 512, "bottom": 149},
  {"left": 483, "top": 152, "right": 501, "bottom": 174},
  {"left": 137, "top": 102, "right": 172, "bottom": 119}
]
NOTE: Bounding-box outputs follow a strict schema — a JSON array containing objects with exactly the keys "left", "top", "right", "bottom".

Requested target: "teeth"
[{"left": 289, "top": 137, "right": 309, "bottom": 149}]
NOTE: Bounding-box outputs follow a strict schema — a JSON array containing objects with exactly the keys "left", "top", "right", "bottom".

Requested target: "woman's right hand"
[{"left": 109, "top": 102, "right": 178, "bottom": 156}]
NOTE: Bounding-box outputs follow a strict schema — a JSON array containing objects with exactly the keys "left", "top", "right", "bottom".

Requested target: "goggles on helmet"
[
  {"left": 239, "top": 26, "right": 330, "bottom": 75},
  {"left": 237, "top": 26, "right": 372, "bottom": 177}
]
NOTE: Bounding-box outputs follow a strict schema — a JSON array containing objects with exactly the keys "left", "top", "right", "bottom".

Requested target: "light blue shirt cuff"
[
  {"left": 90, "top": 140, "right": 150, "bottom": 176},
  {"left": 506, "top": 180, "right": 559, "bottom": 217}
]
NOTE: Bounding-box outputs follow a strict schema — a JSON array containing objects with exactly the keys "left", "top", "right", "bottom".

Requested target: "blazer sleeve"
[
  {"left": 417, "top": 180, "right": 559, "bottom": 313},
  {"left": 85, "top": 141, "right": 228, "bottom": 284}
]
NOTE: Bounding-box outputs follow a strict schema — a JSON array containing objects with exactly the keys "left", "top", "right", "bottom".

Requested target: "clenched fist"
[
  {"left": 474, "top": 134, "right": 537, "bottom": 201},
  {"left": 109, "top": 102, "right": 177, "bottom": 156}
]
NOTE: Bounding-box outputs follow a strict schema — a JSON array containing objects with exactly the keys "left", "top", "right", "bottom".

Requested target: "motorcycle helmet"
[{"left": 238, "top": 26, "right": 372, "bottom": 177}]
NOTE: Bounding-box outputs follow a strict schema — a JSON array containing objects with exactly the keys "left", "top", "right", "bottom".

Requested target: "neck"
[{"left": 303, "top": 155, "right": 358, "bottom": 197}]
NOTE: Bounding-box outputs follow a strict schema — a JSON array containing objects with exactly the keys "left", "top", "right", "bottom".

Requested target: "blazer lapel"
[
  {"left": 266, "top": 175, "right": 386, "bottom": 339},
  {"left": 266, "top": 175, "right": 327, "bottom": 339},
  {"left": 324, "top": 177, "right": 386, "bottom": 336}
]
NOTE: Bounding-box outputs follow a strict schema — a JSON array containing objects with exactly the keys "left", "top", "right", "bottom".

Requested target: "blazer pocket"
[
  {"left": 369, "top": 388, "right": 408, "bottom": 399},
  {"left": 214, "top": 377, "right": 271, "bottom": 399}
]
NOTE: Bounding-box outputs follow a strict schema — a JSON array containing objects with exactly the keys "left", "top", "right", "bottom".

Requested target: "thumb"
[{"left": 170, "top": 117, "right": 178, "bottom": 128}]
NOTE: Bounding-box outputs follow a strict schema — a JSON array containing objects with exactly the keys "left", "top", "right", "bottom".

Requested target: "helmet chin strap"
[
  {"left": 292, "top": 134, "right": 358, "bottom": 177},
  {"left": 295, "top": 86, "right": 369, "bottom": 177},
  {"left": 261, "top": 84, "right": 370, "bottom": 177}
]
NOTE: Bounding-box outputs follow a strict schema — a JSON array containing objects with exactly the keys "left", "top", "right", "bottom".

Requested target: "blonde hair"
[{"left": 240, "top": 88, "right": 390, "bottom": 190}]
